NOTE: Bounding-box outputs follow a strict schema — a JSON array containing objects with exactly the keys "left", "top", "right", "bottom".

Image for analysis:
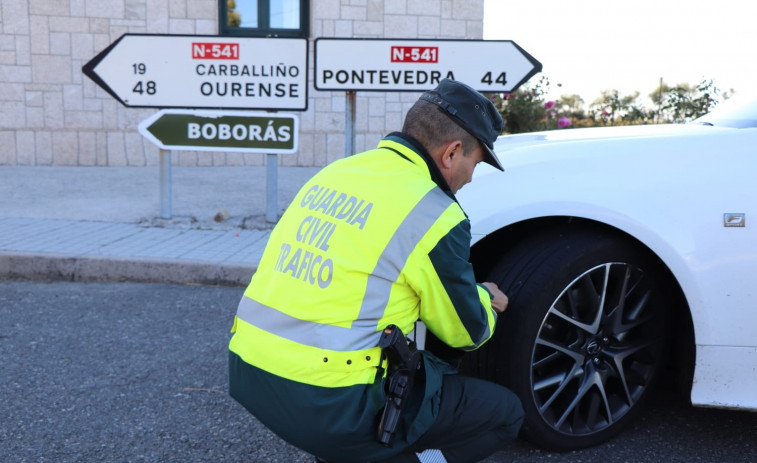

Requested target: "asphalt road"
[{"left": 1, "top": 280, "right": 755, "bottom": 463}]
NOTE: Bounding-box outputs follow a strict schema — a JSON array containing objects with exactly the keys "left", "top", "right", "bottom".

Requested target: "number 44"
[{"left": 481, "top": 72, "right": 507, "bottom": 86}]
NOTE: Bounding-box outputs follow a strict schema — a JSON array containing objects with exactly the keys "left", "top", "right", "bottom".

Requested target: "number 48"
[
  {"left": 481, "top": 72, "right": 507, "bottom": 86},
  {"left": 133, "top": 81, "right": 156, "bottom": 95}
]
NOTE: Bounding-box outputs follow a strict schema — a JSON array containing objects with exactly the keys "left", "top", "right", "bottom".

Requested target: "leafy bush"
[{"left": 487, "top": 77, "right": 728, "bottom": 134}]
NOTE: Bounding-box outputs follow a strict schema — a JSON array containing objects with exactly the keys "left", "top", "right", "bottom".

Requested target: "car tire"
[{"left": 464, "top": 229, "right": 670, "bottom": 450}]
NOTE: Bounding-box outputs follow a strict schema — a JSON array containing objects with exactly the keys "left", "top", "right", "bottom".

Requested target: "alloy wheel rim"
[{"left": 530, "top": 262, "right": 662, "bottom": 436}]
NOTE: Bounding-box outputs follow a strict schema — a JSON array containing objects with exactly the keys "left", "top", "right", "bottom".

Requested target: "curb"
[{"left": 0, "top": 252, "right": 254, "bottom": 286}]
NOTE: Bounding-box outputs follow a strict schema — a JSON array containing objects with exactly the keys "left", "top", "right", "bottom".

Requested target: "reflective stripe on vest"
[{"left": 235, "top": 185, "right": 454, "bottom": 351}]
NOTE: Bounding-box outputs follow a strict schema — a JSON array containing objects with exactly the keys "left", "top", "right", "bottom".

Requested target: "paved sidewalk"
[{"left": 0, "top": 165, "right": 320, "bottom": 285}]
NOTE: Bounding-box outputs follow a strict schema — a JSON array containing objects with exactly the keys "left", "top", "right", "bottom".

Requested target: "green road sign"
[{"left": 138, "top": 109, "right": 298, "bottom": 153}]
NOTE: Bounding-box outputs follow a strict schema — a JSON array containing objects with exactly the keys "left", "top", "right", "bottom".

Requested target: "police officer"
[{"left": 229, "top": 79, "right": 524, "bottom": 463}]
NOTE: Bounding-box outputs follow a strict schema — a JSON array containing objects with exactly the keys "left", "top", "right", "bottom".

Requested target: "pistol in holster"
[{"left": 376, "top": 324, "right": 422, "bottom": 447}]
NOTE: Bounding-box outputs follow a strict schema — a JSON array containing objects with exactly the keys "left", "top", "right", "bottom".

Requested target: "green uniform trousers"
[{"left": 230, "top": 351, "right": 524, "bottom": 463}]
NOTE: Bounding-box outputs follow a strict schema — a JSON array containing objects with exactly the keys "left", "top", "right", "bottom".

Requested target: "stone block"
[
  {"left": 169, "top": 18, "right": 195, "bottom": 34},
  {"left": 384, "top": 15, "right": 417, "bottom": 37},
  {"left": 313, "top": 133, "right": 327, "bottom": 166},
  {"left": 320, "top": 19, "right": 334, "bottom": 36},
  {"left": 197, "top": 151, "right": 214, "bottom": 166},
  {"left": 368, "top": 95, "right": 385, "bottom": 116},
  {"left": 85, "top": 0, "right": 126, "bottom": 19},
  {"left": 143, "top": 139, "right": 160, "bottom": 166},
  {"left": 25, "top": 107, "right": 45, "bottom": 128},
  {"left": 30, "top": 0, "right": 70, "bottom": 16},
  {"left": 35, "top": 131, "right": 53, "bottom": 165},
  {"left": 3, "top": 0, "right": 30, "bottom": 34},
  {"left": 95, "top": 132, "right": 108, "bottom": 165},
  {"left": 78, "top": 131, "right": 97, "bottom": 165},
  {"left": 0, "top": 82, "right": 24, "bottom": 100},
  {"left": 0, "top": 64, "right": 32, "bottom": 83},
  {"left": 408, "top": 0, "right": 440, "bottom": 16},
  {"left": 71, "top": 0, "right": 86, "bottom": 16},
  {"left": 106, "top": 132, "right": 127, "bottom": 166},
  {"left": 44, "top": 91, "right": 65, "bottom": 128},
  {"left": 65, "top": 110, "right": 103, "bottom": 129},
  {"left": 466, "top": 20, "right": 483, "bottom": 39},
  {"left": 195, "top": 19, "right": 216, "bottom": 34},
  {"left": 187, "top": 0, "right": 216, "bottom": 19},
  {"left": 32, "top": 55, "right": 72, "bottom": 84},
  {"left": 314, "top": 0, "right": 340, "bottom": 19},
  {"left": 353, "top": 20, "right": 383, "bottom": 36},
  {"left": 439, "top": 19, "right": 467, "bottom": 37},
  {"left": 126, "top": 0, "right": 147, "bottom": 20},
  {"left": 0, "top": 102, "right": 26, "bottom": 129},
  {"left": 367, "top": 0, "right": 384, "bottom": 21},
  {"left": 168, "top": 0, "right": 186, "bottom": 18},
  {"left": 14, "top": 37, "right": 29, "bottom": 67},
  {"left": 50, "top": 32, "right": 71, "bottom": 57},
  {"left": 15, "top": 131, "right": 36, "bottom": 165},
  {"left": 341, "top": 6, "right": 367, "bottom": 21},
  {"left": 125, "top": 132, "right": 146, "bottom": 166},
  {"left": 178, "top": 151, "right": 198, "bottom": 166},
  {"left": 385, "top": 0, "right": 407, "bottom": 15},
  {"left": 71, "top": 33, "right": 94, "bottom": 60},
  {"left": 451, "top": 0, "right": 482, "bottom": 20},
  {"left": 418, "top": 16, "right": 441, "bottom": 37},
  {"left": 0, "top": 51, "right": 16, "bottom": 65},
  {"left": 52, "top": 131, "right": 80, "bottom": 166},
  {"left": 0, "top": 131, "right": 16, "bottom": 164},
  {"left": 334, "top": 20, "right": 353, "bottom": 37},
  {"left": 49, "top": 16, "right": 90, "bottom": 33}
]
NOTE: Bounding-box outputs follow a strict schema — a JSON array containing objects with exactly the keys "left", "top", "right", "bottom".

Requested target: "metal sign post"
[
  {"left": 345, "top": 91, "right": 356, "bottom": 157},
  {"left": 266, "top": 153, "right": 278, "bottom": 222},
  {"left": 159, "top": 149, "right": 172, "bottom": 219},
  {"left": 139, "top": 110, "right": 299, "bottom": 222}
]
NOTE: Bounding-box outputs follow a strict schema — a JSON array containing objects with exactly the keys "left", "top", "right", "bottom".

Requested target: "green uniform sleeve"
[{"left": 422, "top": 219, "right": 497, "bottom": 350}]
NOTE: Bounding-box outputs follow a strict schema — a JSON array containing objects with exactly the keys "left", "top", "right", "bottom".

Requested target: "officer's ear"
[{"left": 440, "top": 140, "right": 464, "bottom": 170}]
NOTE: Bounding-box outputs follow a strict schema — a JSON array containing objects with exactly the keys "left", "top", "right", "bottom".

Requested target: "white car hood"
[{"left": 489, "top": 124, "right": 721, "bottom": 167}]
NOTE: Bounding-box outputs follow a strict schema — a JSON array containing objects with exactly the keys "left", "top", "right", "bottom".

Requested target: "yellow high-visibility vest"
[{"left": 230, "top": 135, "right": 497, "bottom": 388}]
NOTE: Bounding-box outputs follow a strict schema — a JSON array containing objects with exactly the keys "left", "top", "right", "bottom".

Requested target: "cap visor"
[{"left": 482, "top": 143, "right": 504, "bottom": 171}]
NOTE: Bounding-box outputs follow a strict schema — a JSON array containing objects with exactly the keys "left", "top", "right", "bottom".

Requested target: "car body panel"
[{"left": 457, "top": 122, "right": 757, "bottom": 411}]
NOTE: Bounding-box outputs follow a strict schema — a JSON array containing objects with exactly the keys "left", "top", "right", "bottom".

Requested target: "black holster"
[{"left": 376, "top": 324, "right": 421, "bottom": 447}]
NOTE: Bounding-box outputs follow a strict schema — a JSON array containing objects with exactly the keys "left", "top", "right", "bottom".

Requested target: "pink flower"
[
  {"left": 544, "top": 100, "right": 555, "bottom": 109},
  {"left": 557, "top": 117, "right": 572, "bottom": 128}
]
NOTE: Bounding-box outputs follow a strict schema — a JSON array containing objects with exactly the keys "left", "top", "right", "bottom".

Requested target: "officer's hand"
[{"left": 481, "top": 282, "right": 508, "bottom": 313}]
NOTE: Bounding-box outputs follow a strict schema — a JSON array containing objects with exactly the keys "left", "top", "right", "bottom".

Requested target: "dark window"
[{"left": 220, "top": 0, "right": 309, "bottom": 38}]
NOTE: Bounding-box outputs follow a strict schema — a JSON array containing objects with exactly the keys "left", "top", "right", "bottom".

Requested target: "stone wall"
[{"left": 0, "top": 0, "right": 484, "bottom": 167}]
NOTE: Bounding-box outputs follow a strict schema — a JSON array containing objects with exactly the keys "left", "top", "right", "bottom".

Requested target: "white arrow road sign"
[
  {"left": 314, "top": 38, "right": 541, "bottom": 93},
  {"left": 83, "top": 34, "right": 308, "bottom": 110}
]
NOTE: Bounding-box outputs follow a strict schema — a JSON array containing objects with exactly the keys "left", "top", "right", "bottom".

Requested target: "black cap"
[{"left": 419, "top": 79, "right": 504, "bottom": 171}]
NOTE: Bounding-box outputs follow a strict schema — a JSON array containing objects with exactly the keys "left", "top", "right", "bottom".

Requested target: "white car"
[{"left": 454, "top": 99, "right": 757, "bottom": 450}]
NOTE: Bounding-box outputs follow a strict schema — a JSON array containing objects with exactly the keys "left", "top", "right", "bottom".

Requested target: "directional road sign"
[
  {"left": 83, "top": 34, "right": 308, "bottom": 111},
  {"left": 314, "top": 38, "right": 541, "bottom": 93},
  {"left": 138, "top": 110, "right": 299, "bottom": 154}
]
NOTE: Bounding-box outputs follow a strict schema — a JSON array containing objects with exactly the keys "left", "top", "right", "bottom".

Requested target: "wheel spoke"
[
  {"left": 607, "top": 339, "right": 656, "bottom": 404},
  {"left": 555, "top": 367, "right": 610, "bottom": 429},
  {"left": 532, "top": 350, "right": 562, "bottom": 369},
  {"left": 535, "top": 363, "right": 584, "bottom": 412},
  {"left": 535, "top": 337, "right": 584, "bottom": 362},
  {"left": 547, "top": 306, "right": 596, "bottom": 334}
]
